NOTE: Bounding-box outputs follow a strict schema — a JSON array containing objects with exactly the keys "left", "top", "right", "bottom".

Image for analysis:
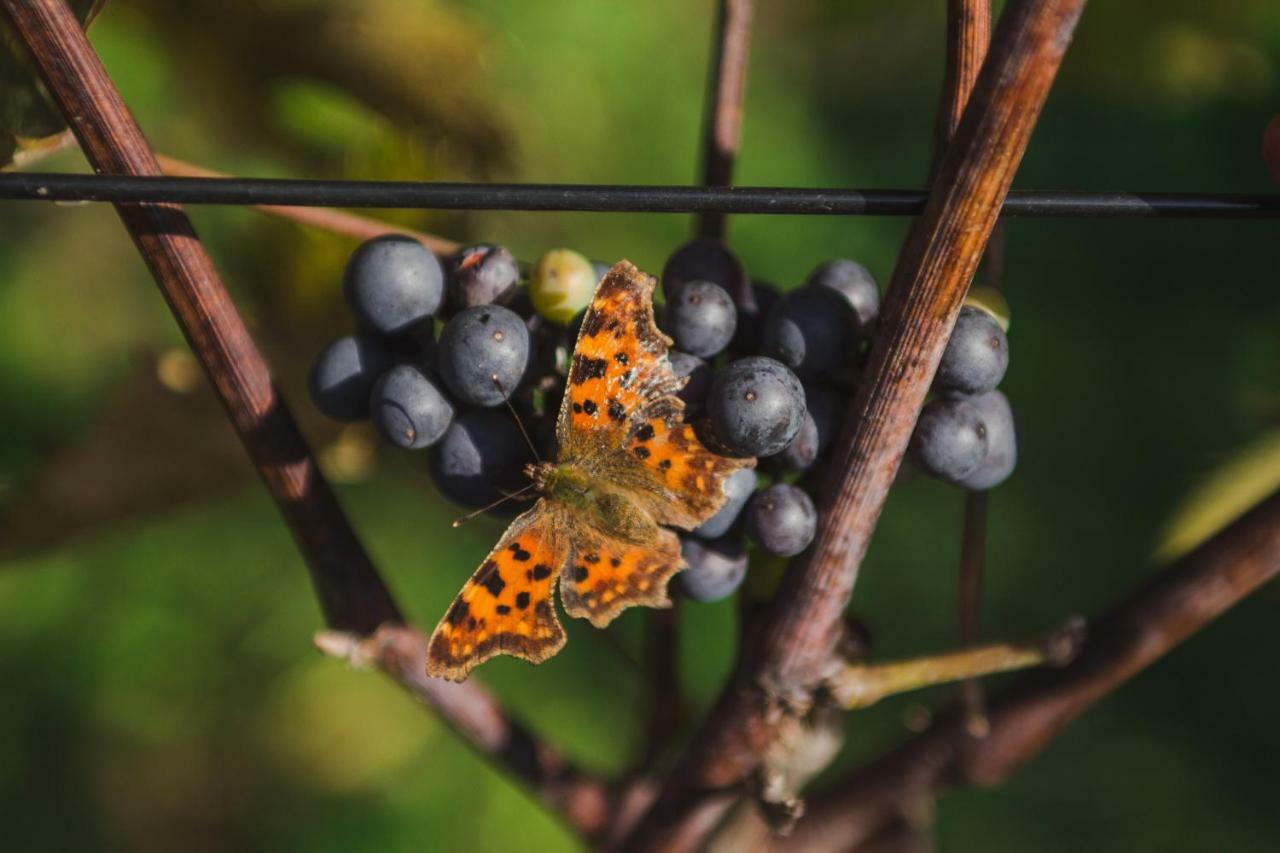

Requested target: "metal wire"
[{"left": 2, "top": 172, "right": 1279, "bottom": 218}]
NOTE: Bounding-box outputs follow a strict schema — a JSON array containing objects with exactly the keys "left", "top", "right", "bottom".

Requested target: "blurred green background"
[{"left": 3, "top": 1, "right": 1279, "bottom": 850}]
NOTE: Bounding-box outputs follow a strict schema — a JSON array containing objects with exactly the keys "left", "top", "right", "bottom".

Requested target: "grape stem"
[{"left": 826, "top": 617, "right": 1084, "bottom": 711}]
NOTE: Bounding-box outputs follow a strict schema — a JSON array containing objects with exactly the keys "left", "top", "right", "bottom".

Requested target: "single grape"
[
  {"left": 670, "top": 350, "right": 713, "bottom": 415},
  {"left": 707, "top": 357, "right": 806, "bottom": 457},
  {"left": 803, "top": 383, "right": 842, "bottom": 457},
  {"left": 958, "top": 390, "right": 1017, "bottom": 490},
  {"left": 530, "top": 249, "right": 597, "bottom": 324},
  {"left": 663, "top": 280, "right": 737, "bottom": 358},
  {"left": 428, "top": 409, "right": 530, "bottom": 509},
  {"left": 963, "top": 286, "right": 1011, "bottom": 331},
  {"left": 679, "top": 535, "right": 749, "bottom": 602},
  {"left": 731, "top": 280, "right": 780, "bottom": 354},
  {"left": 746, "top": 484, "right": 817, "bottom": 557},
  {"left": 694, "top": 466, "right": 759, "bottom": 539},
  {"left": 773, "top": 409, "right": 819, "bottom": 471},
  {"left": 910, "top": 397, "right": 989, "bottom": 483},
  {"left": 307, "top": 335, "right": 393, "bottom": 421},
  {"left": 446, "top": 244, "right": 520, "bottom": 310},
  {"left": 370, "top": 364, "right": 454, "bottom": 449},
  {"left": 343, "top": 234, "right": 444, "bottom": 335},
  {"left": 934, "top": 306, "right": 1009, "bottom": 398},
  {"left": 760, "top": 284, "right": 858, "bottom": 377},
  {"left": 438, "top": 305, "right": 531, "bottom": 407},
  {"left": 661, "top": 238, "right": 746, "bottom": 300},
  {"left": 807, "top": 259, "right": 880, "bottom": 333}
]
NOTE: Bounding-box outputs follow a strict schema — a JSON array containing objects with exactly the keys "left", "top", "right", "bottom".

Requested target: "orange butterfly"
[{"left": 426, "top": 260, "right": 755, "bottom": 681}]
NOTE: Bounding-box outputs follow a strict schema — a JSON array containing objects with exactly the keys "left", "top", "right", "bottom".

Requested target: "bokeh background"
[{"left": 3, "top": 1, "right": 1279, "bottom": 850}]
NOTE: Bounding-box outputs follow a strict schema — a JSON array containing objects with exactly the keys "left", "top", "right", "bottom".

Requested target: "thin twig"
[
  {"left": 696, "top": 0, "right": 755, "bottom": 238},
  {"left": 779, "top": 487, "right": 1280, "bottom": 853},
  {"left": 935, "top": 0, "right": 996, "bottom": 739},
  {"left": 1, "top": 0, "right": 609, "bottom": 839},
  {"left": 621, "top": 2, "right": 1087, "bottom": 849},
  {"left": 155, "top": 154, "right": 461, "bottom": 256}
]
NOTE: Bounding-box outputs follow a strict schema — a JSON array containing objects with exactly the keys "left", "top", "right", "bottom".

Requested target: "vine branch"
[
  {"left": 622, "top": 2, "right": 1087, "bottom": 849},
  {"left": 780, "top": 487, "right": 1280, "bottom": 852},
  {"left": 0, "top": 0, "right": 607, "bottom": 838}
]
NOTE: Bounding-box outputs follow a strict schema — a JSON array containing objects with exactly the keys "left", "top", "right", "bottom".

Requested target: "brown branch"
[
  {"left": 621, "top": 2, "right": 1086, "bottom": 849},
  {"left": 696, "top": 0, "right": 754, "bottom": 239},
  {"left": 779, "top": 487, "right": 1280, "bottom": 853},
  {"left": 935, "top": 0, "right": 992, "bottom": 160},
  {"left": 316, "top": 625, "right": 613, "bottom": 840},
  {"left": 0, "top": 0, "right": 401, "bottom": 635},
  {"left": 1, "top": 0, "right": 609, "bottom": 838}
]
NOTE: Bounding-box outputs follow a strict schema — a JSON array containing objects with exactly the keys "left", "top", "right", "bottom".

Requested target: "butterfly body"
[{"left": 427, "top": 261, "right": 754, "bottom": 682}]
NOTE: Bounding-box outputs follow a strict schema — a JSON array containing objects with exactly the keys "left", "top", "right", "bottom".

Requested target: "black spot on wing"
[
  {"left": 447, "top": 599, "right": 469, "bottom": 626},
  {"left": 531, "top": 564, "right": 552, "bottom": 581},
  {"left": 570, "top": 355, "right": 608, "bottom": 384},
  {"left": 477, "top": 561, "right": 505, "bottom": 597},
  {"left": 607, "top": 399, "right": 626, "bottom": 422},
  {"left": 515, "top": 591, "right": 531, "bottom": 610}
]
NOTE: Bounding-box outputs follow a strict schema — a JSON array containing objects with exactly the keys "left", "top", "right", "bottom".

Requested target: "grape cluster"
[
  {"left": 909, "top": 290, "right": 1017, "bottom": 490},
  {"left": 309, "top": 235, "right": 890, "bottom": 605}
]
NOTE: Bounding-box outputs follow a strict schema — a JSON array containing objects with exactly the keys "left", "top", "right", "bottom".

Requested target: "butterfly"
[{"left": 425, "top": 260, "right": 755, "bottom": 681}]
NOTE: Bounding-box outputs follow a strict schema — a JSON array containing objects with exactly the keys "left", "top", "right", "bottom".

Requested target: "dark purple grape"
[
  {"left": 911, "top": 397, "right": 990, "bottom": 483},
  {"left": 446, "top": 244, "right": 520, "bottom": 310},
  {"left": 343, "top": 235, "right": 444, "bottom": 335},
  {"left": 746, "top": 484, "right": 817, "bottom": 557},
  {"left": 773, "top": 410, "right": 819, "bottom": 471},
  {"left": 663, "top": 280, "right": 737, "bottom": 358},
  {"left": 670, "top": 350, "right": 713, "bottom": 415},
  {"left": 803, "top": 384, "right": 842, "bottom": 457},
  {"left": 760, "top": 284, "right": 858, "bottom": 377},
  {"left": 438, "top": 305, "right": 531, "bottom": 407},
  {"left": 707, "top": 357, "right": 806, "bottom": 457},
  {"left": 958, "top": 390, "right": 1017, "bottom": 490},
  {"left": 731, "top": 280, "right": 780, "bottom": 353},
  {"left": 307, "top": 335, "right": 393, "bottom": 421},
  {"left": 679, "top": 535, "right": 748, "bottom": 602},
  {"left": 693, "top": 466, "right": 758, "bottom": 539},
  {"left": 935, "top": 306, "right": 1009, "bottom": 398},
  {"left": 807, "top": 259, "right": 880, "bottom": 333},
  {"left": 370, "top": 364, "right": 454, "bottom": 449},
  {"left": 661, "top": 238, "right": 746, "bottom": 300},
  {"left": 428, "top": 409, "right": 530, "bottom": 510}
]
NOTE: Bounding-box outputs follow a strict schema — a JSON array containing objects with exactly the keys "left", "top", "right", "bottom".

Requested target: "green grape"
[{"left": 530, "top": 248, "right": 597, "bottom": 324}]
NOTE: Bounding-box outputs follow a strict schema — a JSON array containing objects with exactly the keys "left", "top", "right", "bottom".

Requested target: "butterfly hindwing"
[
  {"left": 426, "top": 504, "right": 569, "bottom": 682},
  {"left": 622, "top": 397, "right": 754, "bottom": 530},
  {"left": 560, "top": 525, "right": 682, "bottom": 628}
]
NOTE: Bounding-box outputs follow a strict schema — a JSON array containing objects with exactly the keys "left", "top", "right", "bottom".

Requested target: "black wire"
[{"left": 2, "top": 172, "right": 1279, "bottom": 218}]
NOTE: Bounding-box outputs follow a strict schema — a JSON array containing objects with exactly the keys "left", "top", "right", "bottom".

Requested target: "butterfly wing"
[
  {"left": 560, "top": 525, "right": 682, "bottom": 628},
  {"left": 426, "top": 503, "right": 570, "bottom": 681},
  {"left": 558, "top": 260, "right": 754, "bottom": 531}
]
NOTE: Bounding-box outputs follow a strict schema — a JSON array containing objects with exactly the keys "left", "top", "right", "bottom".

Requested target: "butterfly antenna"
[
  {"left": 491, "top": 374, "right": 542, "bottom": 463},
  {"left": 452, "top": 483, "right": 535, "bottom": 528}
]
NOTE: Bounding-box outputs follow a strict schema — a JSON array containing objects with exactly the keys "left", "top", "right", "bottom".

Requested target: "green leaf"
[{"left": 0, "top": 0, "right": 105, "bottom": 168}]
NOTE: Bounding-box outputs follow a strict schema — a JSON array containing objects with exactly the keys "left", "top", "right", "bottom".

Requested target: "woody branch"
[
  {"left": 621, "top": 1, "right": 1087, "bottom": 849},
  {"left": 0, "top": 0, "right": 609, "bottom": 840},
  {"left": 779, "top": 487, "right": 1280, "bottom": 853}
]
